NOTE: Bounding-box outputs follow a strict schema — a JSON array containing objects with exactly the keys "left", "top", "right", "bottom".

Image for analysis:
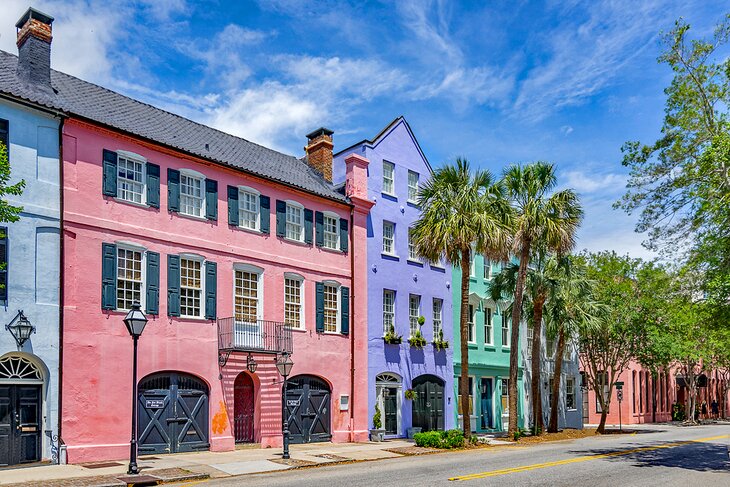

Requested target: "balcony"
[{"left": 218, "top": 318, "right": 293, "bottom": 355}]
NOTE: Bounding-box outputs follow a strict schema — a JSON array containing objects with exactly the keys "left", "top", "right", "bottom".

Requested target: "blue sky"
[{"left": 1, "top": 0, "right": 726, "bottom": 258}]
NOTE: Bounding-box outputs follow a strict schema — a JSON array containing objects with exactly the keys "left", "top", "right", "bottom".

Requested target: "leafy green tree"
[
  {"left": 502, "top": 162, "right": 583, "bottom": 436},
  {"left": 412, "top": 158, "right": 512, "bottom": 435},
  {"left": 0, "top": 142, "right": 24, "bottom": 224}
]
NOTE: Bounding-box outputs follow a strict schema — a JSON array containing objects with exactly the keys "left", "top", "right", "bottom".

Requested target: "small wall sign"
[
  {"left": 287, "top": 399, "right": 300, "bottom": 407},
  {"left": 145, "top": 399, "right": 165, "bottom": 409}
]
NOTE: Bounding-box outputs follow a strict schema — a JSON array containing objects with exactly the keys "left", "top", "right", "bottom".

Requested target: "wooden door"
[{"left": 234, "top": 373, "right": 255, "bottom": 443}]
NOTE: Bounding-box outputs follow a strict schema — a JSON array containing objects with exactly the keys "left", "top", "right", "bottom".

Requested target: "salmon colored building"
[{"left": 37, "top": 45, "right": 373, "bottom": 459}]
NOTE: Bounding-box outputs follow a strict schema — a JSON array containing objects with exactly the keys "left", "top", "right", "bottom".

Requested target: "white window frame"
[
  {"left": 383, "top": 289, "right": 395, "bottom": 335},
  {"left": 116, "top": 150, "right": 146, "bottom": 206},
  {"left": 547, "top": 339, "right": 555, "bottom": 359},
  {"left": 322, "top": 211, "right": 340, "bottom": 250},
  {"left": 322, "top": 281, "right": 340, "bottom": 334},
  {"left": 382, "top": 220, "right": 396, "bottom": 255},
  {"left": 285, "top": 200, "right": 305, "bottom": 242},
  {"left": 376, "top": 373, "right": 403, "bottom": 436},
  {"left": 233, "top": 263, "right": 264, "bottom": 324},
  {"left": 408, "top": 227, "right": 420, "bottom": 262},
  {"left": 115, "top": 242, "right": 146, "bottom": 311},
  {"left": 238, "top": 186, "right": 260, "bottom": 231},
  {"left": 284, "top": 272, "right": 304, "bottom": 330},
  {"left": 484, "top": 307, "right": 493, "bottom": 346},
  {"left": 468, "top": 304, "right": 476, "bottom": 344},
  {"left": 527, "top": 325, "right": 534, "bottom": 359},
  {"left": 382, "top": 161, "right": 395, "bottom": 195},
  {"left": 501, "top": 315, "right": 510, "bottom": 348},
  {"left": 470, "top": 254, "right": 476, "bottom": 277},
  {"left": 407, "top": 170, "right": 419, "bottom": 202},
  {"left": 433, "top": 298, "right": 443, "bottom": 338},
  {"left": 566, "top": 377, "right": 576, "bottom": 410},
  {"left": 563, "top": 342, "right": 573, "bottom": 362},
  {"left": 483, "top": 256, "right": 492, "bottom": 279},
  {"left": 179, "top": 169, "right": 205, "bottom": 218},
  {"left": 179, "top": 253, "right": 205, "bottom": 319},
  {"left": 409, "top": 294, "right": 421, "bottom": 337}
]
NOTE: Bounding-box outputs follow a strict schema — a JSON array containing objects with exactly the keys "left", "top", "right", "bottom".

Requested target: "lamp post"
[
  {"left": 275, "top": 353, "right": 294, "bottom": 460},
  {"left": 123, "top": 302, "right": 148, "bottom": 475},
  {"left": 5, "top": 310, "right": 35, "bottom": 350}
]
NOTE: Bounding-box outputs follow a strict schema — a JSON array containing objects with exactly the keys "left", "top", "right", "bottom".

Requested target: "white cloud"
[
  {"left": 560, "top": 125, "right": 574, "bottom": 135},
  {"left": 563, "top": 170, "right": 627, "bottom": 194}
]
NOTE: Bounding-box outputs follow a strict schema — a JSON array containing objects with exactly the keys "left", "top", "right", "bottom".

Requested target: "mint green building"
[{"left": 452, "top": 254, "right": 527, "bottom": 432}]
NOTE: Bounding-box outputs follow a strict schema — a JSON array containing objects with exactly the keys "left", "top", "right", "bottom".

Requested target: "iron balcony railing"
[{"left": 218, "top": 318, "right": 293, "bottom": 354}]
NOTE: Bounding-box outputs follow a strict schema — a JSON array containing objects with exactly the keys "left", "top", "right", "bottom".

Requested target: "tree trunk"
[
  {"left": 597, "top": 409, "right": 608, "bottom": 434},
  {"left": 509, "top": 243, "right": 531, "bottom": 436},
  {"left": 531, "top": 292, "right": 545, "bottom": 435},
  {"left": 651, "top": 372, "right": 657, "bottom": 423},
  {"left": 459, "top": 250, "right": 472, "bottom": 436},
  {"left": 548, "top": 327, "right": 566, "bottom": 433}
]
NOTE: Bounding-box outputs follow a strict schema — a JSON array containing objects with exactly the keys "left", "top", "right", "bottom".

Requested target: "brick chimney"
[
  {"left": 15, "top": 8, "right": 54, "bottom": 92},
  {"left": 304, "top": 128, "right": 334, "bottom": 182}
]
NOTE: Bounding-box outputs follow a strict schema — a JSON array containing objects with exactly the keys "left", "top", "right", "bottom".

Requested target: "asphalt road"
[{"left": 179, "top": 424, "right": 730, "bottom": 487}]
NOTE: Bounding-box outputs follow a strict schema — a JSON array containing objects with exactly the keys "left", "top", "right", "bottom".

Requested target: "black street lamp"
[
  {"left": 5, "top": 310, "right": 35, "bottom": 349},
  {"left": 275, "top": 353, "right": 294, "bottom": 460},
  {"left": 123, "top": 302, "right": 148, "bottom": 475}
]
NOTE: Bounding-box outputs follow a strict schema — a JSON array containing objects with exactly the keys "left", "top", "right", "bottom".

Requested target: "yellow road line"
[{"left": 449, "top": 434, "right": 730, "bottom": 481}]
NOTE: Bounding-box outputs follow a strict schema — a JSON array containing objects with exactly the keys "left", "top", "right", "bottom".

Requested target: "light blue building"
[{"left": 0, "top": 8, "right": 61, "bottom": 466}]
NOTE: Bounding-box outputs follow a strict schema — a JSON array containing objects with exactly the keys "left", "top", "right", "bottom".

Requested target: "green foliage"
[
  {"left": 404, "top": 388, "right": 417, "bottom": 400},
  {"left": 512, "top": 428, "right": 528, "bottom": 441},
  {"left": 413, "top": 429, "right": 466, "bottom": 449},
  {"left": 408, "top": 329, "right": 427, "bottom": 348},
  {"left": 432, "top": 329, "right": 449, "bottom": 351},
  {"left": 0, "top": 142, "right": 25, "bottom": 225},
  {"left": 372, "top": 404, "right": 382, "bottom": 429},
  {"left": 672, "top": 403, "right": 686, "bottom": 422},
  {"left": 383, "top": 324, "right": 402, "bottom": 345}
]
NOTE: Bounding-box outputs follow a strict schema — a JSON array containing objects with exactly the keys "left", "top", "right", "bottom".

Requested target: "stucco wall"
[
  {"left": 0, "top": 99, "right": 60, "bottom": 462},
  {"left": 61, "top": 120, "right": 368, "bottom": 462}
]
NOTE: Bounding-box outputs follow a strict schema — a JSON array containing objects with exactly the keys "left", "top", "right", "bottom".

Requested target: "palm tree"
[
  {"left": 412, "top": 158, "right": 512, "bottom": 435},
  {"left": 544, "top": 256, "right": 604, "bottom": 433},
  {"left": 502, "top": 162, "right": 583, "bottom": 436}
]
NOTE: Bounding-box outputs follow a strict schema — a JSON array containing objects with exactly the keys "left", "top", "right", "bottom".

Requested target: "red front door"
[{"left": 234, "top": 373, "right": 255, "bottom": 443}]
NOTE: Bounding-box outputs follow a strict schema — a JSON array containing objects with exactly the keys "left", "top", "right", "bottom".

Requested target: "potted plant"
[
  {"left": 406, "top": 426, "right": 422, "bottom": 439},
  {"left": 408, "top": 329, "right": 427, "bottom": 348},
  {"left": 383, "top": 324, "right": 403, "bottom": 345},
  {"left": 369, "top": 404, "right": 386, "bottom": 442},
  {"left": 404, "top": 388, "right": 417, "bottom": 400},
  {"left": 432, "top": 329, "right": 449, "bottom": 351}
]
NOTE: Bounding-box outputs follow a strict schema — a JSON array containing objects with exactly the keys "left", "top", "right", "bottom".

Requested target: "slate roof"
[{"left": 0, "top": 50, "right": 346, "bottom": 203}]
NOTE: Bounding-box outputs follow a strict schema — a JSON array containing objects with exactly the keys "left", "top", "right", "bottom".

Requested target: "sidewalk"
[{"left": 1, "top": 440, "right": 419, "bottom": 486}]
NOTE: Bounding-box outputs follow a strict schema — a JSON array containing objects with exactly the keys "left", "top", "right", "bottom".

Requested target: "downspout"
[
  {"left": 349, "top": 205, "right": 355, "bottom": 441},
  {"left": 57, "top": 116, "right": 65, "bottom": 463}
]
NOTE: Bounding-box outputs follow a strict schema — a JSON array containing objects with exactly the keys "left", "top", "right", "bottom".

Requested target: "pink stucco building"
[{"left": 60, "top": 106, "right": 371, "bottom": 460}]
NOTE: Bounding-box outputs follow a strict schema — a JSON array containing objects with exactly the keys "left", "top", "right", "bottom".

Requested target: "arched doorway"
[
  {"left": 0, "top": 354, "right": 43, "bottom": 466},
  {"left": 138, "top": 372, "right": 209, "bottom": 454},
  {"left": 234, "top": 373, "right": 255, "bottom": 443},
  {"left": 376, "top": 373, "right": 402, "bottom": 436},
  {"left": 285, "top": 375, "right": 331, "bottom": 443},
  {"left": 412, "top": 374, "right": 445, "bottom": 432}
]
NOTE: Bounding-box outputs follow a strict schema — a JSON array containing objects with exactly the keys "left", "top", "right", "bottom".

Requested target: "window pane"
[
  {"left": 286, "top": 204, "right": 303, "bottom": 241},
  {"left": 180, "top": 258, "right": 202, "bottom": 317},
  {"left": 409, "top": 294, "right": 420, "bottom": 337},
  {"left": 239, "top": 190, "right": 259, "bottom": 230},
  {"left": 235, "top": 270, "right": 259, "bottom": 322},
  {"left": 501, "top": 316, "right": 510, "bottom": 347},
  {"left": 382, "top": 221, "right": 394, "bottom": 254},
  {"left": 323, "top": 215, "right": 338, "bottom": 249},
  {"left": 383, "top": 162, "right": 394, "bottom": 194},
  {"left": 433, "top": 298, "right": 442, "bottom": 337},
  {"left": 180, "top": 174, "right": 203, "bottom": 217},
  {"left": 117, "top": 248, "right": 142, "bottom": 310},
  {"left": 323, "top": 284, "right": 338, "bottom": 332},
  {"left": 117, "top": 156, "right": 145, "bottom": 204},
  {"left": 484, "top": 308, "right": 492, "bottom": 345},
  {"left": 383, "top": 290, "right": 395, "bottom": 335},
  {"left": 284, "top": 277, "right": 302, "bottom": 328},
  {"left": 407, "top": 171, "right": 418, "bottom": 201},
  {"left": 408, "top": 228, "right": 419, "bottom": 261}
]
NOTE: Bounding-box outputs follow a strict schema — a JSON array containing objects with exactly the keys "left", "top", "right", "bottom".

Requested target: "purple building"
[{"left": 334, "top": 117, "right": 454, "bottom": 437}]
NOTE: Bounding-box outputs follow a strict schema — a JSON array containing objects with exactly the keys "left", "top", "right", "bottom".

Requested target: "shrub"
[
  {"left": 414, "top": 431, "right": 442, "bottom": 448},
  {"left": 372, "top": 404, "right": 382, "bottom": 429},
  {"left": 443, "top": 429, "right": 465, "bottom": 448},
  {"left": 413, "top": 429, "right": 466, "bottom": 449}
]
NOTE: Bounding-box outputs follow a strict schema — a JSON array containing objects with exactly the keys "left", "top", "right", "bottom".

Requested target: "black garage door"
[
  {"left": 412, "top": 374, "right": 445, "bottom": 432},
  {"left": 285, "top": 375, "right": 331, "bottom": 444},
  {"left": 138, "top": 372, "right": 209, "bottom": 454}
]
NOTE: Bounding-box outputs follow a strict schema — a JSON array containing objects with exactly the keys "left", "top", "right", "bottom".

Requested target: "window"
[
  {"left": 286, "top": 203, "right": 304, "bottom": 241},
  {"left": 408, "top": 228, "right": 419, "bottom": 261},
  {"left": 117, "top": 246, "right": 143, "bottom": 310},
  {"left": 483, "top": 256, "right": 491, "bottom": 279},
  {"left": 383, "top": 161, "right": 395, "bottom": 195},
  {"left": 383, "top": 290, "right": 395, "bottom": 335},
  {"left": 547, "top": 339, "right": 555, "bottom": 359},
  {"left": 484, "top": 308, "right": 493, "bottom": 345},
  {"left": 469, "top": 254, "right": 475, "bottom": 277},
  {"left": 563, "top": 342, "right": 572, "bottom": 361},
  {"left": 323, "top": 214, "right": 339, "bottom": 250},
  {"left": 180, "top": 257, "right": 203, "bottom": 317},
  {"left": 433, "top": 298, "right": 443, "bottom": 338},
  {"left": 596, "top": 372, "right": 609, "bottom": 413},
  {"left": 566, "top": 377, "right": 575, "bottom": 410},
  {"left": 180, "top": 173, "right": 204, "bottom": 217},
  {"left": 501, "top": 315, "right": 510, "bottom": 348},
  {"left": 468, "top": 304, "right": 476, "bottom": 343},
  {"left": 284, "top": 276, "right": 303, "bottom": 329},
  {"left": 527, "top": 325, "right": 533, "bottom": 358},
  {"left": 235, "top": 268, "right": 260, "bottom": 323},
  {"left": 407, "top": 170, "right": 419, "bottom": 202},
  {"left": 409, "top": 294, "right": 421, "bottom": 337},
  {"left": 501, "top": 378, "right": 510, "bottom": 416},
  {"left": 117, "top": 154, "right": 145, "bottom": 204},
  {"left": 382, "top": 221, "right": 395, "bottom": 255},
  {"left": 323, "top": 283, "right": 339, "bottom": 332},
  {"left": 239, "top": 189, "right": 259, "bottom": 230},
  {"left": 458, "top": 376, "right": 474, "bottom": 416}
]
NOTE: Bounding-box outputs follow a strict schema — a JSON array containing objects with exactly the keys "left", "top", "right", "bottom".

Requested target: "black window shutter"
[
  {"left": 101, "top": 243, "right": 117, "bottom": 309},
  {"left": 167, "top": 254, "right": 180, "bottom": 316},
  {"left": 315, "top": 282, "right": 325, "bottom": 333},
  {"left": 205, "top": 179, "right": 218, "bottom": 220},
  {"left": 205, "top": 261, "right": 217, "bottom": 319},
  {"left": 315, "top": 211, "right": 324, "bottom": 247},
  {"left": 0, "top": 227, "right": 8, "bottom": 302},
  {"left": 167, "top": 168, "right": 180, "bottom": 212},
  {"left": 339, "top": 218, "right": 349, "bottom": 252},
  {"left": 304, "top": 209, "right": 313, "bottom": 244},
  {"left": 146, "top": 251, "right": 160, "bottom": 314},
  {"left": 146, "top": 163, "right": 160, "bottom": 208},
  {"left": 259, "top": 195, "right": 270, "bottom": 234},
  {"left": 276, "top": 200, "right": 287, "bottom": 237},
  {"left": 227, "top": 185, "right": 239, "bottom": 226},
  {"left": 102, "top": 149, "right": 118, "bottom": 196},
  {"left": 340, "top": 286, "right": 350, "bottom": 335}
]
